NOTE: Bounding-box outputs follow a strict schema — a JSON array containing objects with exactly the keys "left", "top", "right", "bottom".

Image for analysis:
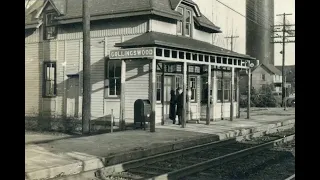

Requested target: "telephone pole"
[
  {"left": 82, "top": 0, "right": 91, "bottom": 134},
  {"left": 271, "top": 13, "right": 295, "bottom": 110},
  {"left": 225, "top": 35, "right": 239, "bottom": 52}
]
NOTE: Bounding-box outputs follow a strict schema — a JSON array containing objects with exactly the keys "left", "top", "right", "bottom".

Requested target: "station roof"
[{"left": 115, "top": 31, "right": 255, "bottom": 60}]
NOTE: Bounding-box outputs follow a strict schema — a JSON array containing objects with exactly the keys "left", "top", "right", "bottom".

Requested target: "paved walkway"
[{"left": 25, "top": 108, "right": 295, "bottom": 180}]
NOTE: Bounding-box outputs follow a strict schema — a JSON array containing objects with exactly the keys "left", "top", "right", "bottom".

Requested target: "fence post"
[{"left": 111, "top": 109, "right": 114, "bottom": 133}]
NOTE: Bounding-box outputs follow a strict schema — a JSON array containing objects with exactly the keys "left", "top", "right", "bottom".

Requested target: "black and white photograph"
[{"left": 25, "top": 0, "right": 295, "bottom": 179}]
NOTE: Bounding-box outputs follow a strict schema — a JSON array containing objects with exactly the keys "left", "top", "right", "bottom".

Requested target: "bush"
[{"left": 240, "top": 84, "right": 279, "bottom": 108}]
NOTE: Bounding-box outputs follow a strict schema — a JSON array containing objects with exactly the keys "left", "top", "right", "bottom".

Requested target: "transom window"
[{"left": 176, "top": 6, "right": 193, "bottom": 37}]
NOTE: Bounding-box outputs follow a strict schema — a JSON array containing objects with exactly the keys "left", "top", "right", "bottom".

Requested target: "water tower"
[{"left": 246, "top": 0, "right": 275, "bottom": 65}]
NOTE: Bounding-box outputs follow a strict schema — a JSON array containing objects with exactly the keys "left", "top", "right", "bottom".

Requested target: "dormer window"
[
  {"left": 43, "top": 12, "right": 57, "bottom": 40},
  {"left": 185, "top": 10, "right": 192, "bottom": 36},
  {"left": 177, "top": 7, "right": 183, "bottom": 35},
  {"left": 176, "top": 6, "right": 193, "bottom": 37}
]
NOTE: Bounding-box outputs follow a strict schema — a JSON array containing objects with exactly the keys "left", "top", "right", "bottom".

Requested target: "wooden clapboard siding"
[
  {"left": 90, "top": 38, "right": 105, "bottom": 120},
  {"left": 125, "top": 60, "right": 150, "bottom": 123},
  {"left": 55, "top": 40, "right": 66, "bottom": 116},
  {"left": 25, "top": 28, "right": 40, "bottom": 43},
  {"left": 25, "top": 42, "right": 41, "bottom": 116},
  {"left": 65, "top": 40, "right": 80, "bottom": 75},
  {"left": 57, "top": 19, "right": 148, "bottom": 40}
]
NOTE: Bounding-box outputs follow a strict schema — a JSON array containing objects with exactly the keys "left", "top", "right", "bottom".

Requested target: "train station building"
[{"left": 25, "top": 0, "right": 255, "bottom": 131}]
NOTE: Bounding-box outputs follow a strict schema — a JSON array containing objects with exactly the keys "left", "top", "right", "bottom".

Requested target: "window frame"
[
  {"left": 43, "top": 61, "right": 57, "bottom": 98},
  {"left": 156, "top": 75, "right": 162, "bottom": 102},
  {"left": 189, "top": 76, "right": 197, "bottom": 102},
  {"left": 177, "top": 7, "right": 184, "bottom": 35},
  {"left": 43, "top": 12, "right": 57, "bottom": 40},
  {"left": 176, "top": 5, "right": 193, "bottom": 37},
  {"left": 185, "top": 9, "right": 192, "bottom": 37},
  {"left": 217, "top": 77, "right": 237, "bottom": 103},
  {"left": 106, "top": 60, "right": 122, "bottom": 98},
  {"left": 261, "top": 74, "right": 266, "bottom": 81}
]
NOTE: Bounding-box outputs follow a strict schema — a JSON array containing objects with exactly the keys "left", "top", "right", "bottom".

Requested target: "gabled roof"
[
  {"left": 253, "top": 63, "right": 282, "bottom": 75},
  {"left": 275, "top": 65, "right": 295, "bottom": 82},
  {"left": 25, "top": 0, "right": 220, "bottom": 33},
  {"left": 115, "top": 31, "right": 254, "bottom": 59},
  {"left": 35, "top": 0, "right": 61, "bottom": 18}
]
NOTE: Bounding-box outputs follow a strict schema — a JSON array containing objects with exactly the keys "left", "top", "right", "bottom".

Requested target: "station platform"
[{"left": 25, "top": 108, "right": 295, "bottom": 180}]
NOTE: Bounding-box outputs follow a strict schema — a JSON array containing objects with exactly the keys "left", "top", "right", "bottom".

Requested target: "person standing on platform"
[
  {"left": 169, "top": 90, "right": 177, "bottom": 124},
  {"left": 176, "top": 87, "right": 185, "bottom": 125}
]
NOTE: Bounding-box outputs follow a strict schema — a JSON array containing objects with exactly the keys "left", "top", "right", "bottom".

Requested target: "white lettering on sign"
[{"left": 109, "top": 48, "right": 154, "bottom": 59}]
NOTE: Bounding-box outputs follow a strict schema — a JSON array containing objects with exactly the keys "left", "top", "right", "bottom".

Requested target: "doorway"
[{"left": 162, "top": 75, "right": 182, "bottom": 120}]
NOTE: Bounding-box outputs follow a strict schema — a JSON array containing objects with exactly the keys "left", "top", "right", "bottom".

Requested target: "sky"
[
  {"left": 274, "top": 0, "right": 295, "bottom": 66},
  {"left": 194, "top": 0, "right": 295, "bottom": 66}
]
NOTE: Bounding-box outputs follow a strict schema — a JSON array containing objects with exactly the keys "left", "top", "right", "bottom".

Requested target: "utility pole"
[
  {"left": 271, "top": 13, "right": 295, "bottom": 110},
  {"left": 225, "top": 35, "right": 239, "bottom": 52},
  {"left": 82, "top": 0, "right": 91, "bottom": 134}
]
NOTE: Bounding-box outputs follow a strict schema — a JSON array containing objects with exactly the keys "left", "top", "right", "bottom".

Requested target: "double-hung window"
[
  {"left": 43, "top": 62, "right": 57, "bottom": 97},
  {"left": 108, "top": 60, "right": 121, "bottom": 97}
]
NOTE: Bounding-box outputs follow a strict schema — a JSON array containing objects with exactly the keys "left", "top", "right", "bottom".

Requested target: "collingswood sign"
[{"left": 109, "top": 48, "right": 154, "bottom": 59}]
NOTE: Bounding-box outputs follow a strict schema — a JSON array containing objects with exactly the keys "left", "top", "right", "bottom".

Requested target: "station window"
[
  {"left": 108, "top": 60, "right": 121, "bottom": 97},
  {"left": 217, "top": 78, "right": 237, "bottom": 102},
  {"left": 43, "top": 62, "right": 57, "bottom": 97},
  {"left": 189, "top": 77, "right": 196, "bottom": 102},
  {"left": 176, "top": 6, "right": 193, "bottom": 37},
  {"left": 156, "top": 75, "right": 162, "bottom": 102},
  {"left": 201, "top": 76, "right": 208, "bottom": 103},
  {"left": 44, "top": 12, "right": 57, "bottom": 40},
  {"left": 261, "top": 74, "right": 266, "bottom": 81},
  {"left": 175, "top": 76, "right": 182, "bottom": 89}
]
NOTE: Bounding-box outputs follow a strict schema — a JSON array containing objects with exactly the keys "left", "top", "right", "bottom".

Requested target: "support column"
[
  {"left": 247, "top": 68, "right": 251, "bottom": 119},
  {"left": 236, "top": 70, "right": 240, "bottom": 118},
  {"left": 187, "top": 64, "right": 191, "bottom": 122},
  {"left": 150, "top": 58, "right": 157, "bottom": 132},
  {"left": 161, "top": 63, "right": 165, "bottom": 125},
  {"left": 119, "top": 60, "right": 126, "bottom": 130},
  {"left": 182, "top": 62, "right": 187, "bottom": 128},
  {"left": 211, "top": 70, "right": 215, "bottom": 121},
  {"left": 230, "top": 67, "right": 234, "bottom": 121},
  {"left": 221, "top": 71, "right": 224, "bottom": 120},
  {"left": 206, "top": 64, "right": 211, "bottom": 125}
]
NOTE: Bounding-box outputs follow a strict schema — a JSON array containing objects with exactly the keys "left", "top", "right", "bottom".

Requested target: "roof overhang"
[
  {"left": 194, "top": 17, "right": 222, "bottom": 33},
  {"left": 115, "top": 32, "right": 255, "bottom": 60}
]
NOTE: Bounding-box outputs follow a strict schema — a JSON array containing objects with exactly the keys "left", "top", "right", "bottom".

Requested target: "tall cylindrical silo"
[{"left": 246, "top": 0, "right": 274, "bottom": 65}]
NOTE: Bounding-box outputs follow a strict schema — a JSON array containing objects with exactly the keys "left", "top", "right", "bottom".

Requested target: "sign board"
[{"left": 109, "top": 48, "right": 154, "bottom": 59}]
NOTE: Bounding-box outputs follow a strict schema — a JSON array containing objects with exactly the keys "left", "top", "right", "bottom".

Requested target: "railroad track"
[
  {"left": 95, "top": 129, "right": 295, "bottom": 180},
  {"left": 285, "top": 174, "right": 295, "bottom": 180}
]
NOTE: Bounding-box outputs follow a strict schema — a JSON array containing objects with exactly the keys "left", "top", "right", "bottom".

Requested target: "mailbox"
[{"left": 134, "top": 99, "right": 151, "bottom": 130}]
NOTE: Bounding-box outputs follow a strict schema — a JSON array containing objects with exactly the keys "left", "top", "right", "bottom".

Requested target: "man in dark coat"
[
  {"left": 176, "top": 87, "right": 185, "bottom": 125},
  {"left": 169, "top": 90, "right": 177, "bottom": 124}
]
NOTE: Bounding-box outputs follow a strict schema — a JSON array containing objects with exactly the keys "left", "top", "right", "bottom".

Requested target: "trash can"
[{"left": 134, "top": 99, "right": 151, "bottom": 130}]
